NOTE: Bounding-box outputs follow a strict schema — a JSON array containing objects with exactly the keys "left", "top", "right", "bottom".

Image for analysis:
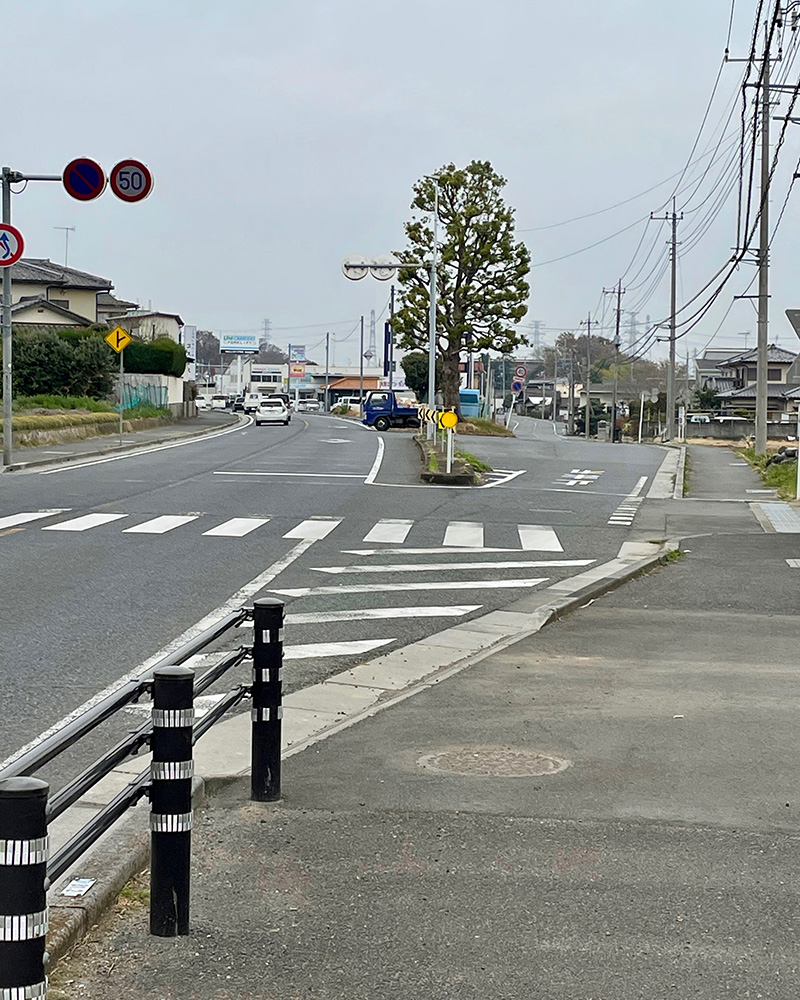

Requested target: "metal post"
[
  {"left": 611, "top": 281, "right": 623, "bottom": 444},
  {"left": 2, "top": 168, "right": 13, "bottom": 469},
  {"left": 585, "top": 314, "right": 592, "bottom": 441},
  {"left": 638, "top": 391, "right": 645, "bottom": 444},
  {"left": 149, "top": 666, "right": 195, "bottom": 937},
  {"left": 667, "top": 200, "right": 679, "bottom": 441},
  {"left": 446, "top": 427, "right": 453, "bottom": 473},
  {"left": 755, "top": 29, "right": 771, "bottom": 456},
  {"left": 0, "top": 777, "right": 49, "bottom": 1000},
  {"left": 324, "top": 332, "right": 330, "bottom": 411},
  {"left": 796, "top": 407, "right": 800, "bottom": 500},
  {"left": 427, "top": 180, "right": 439, "bottom": 434},
  {"left": 251, "top": 598, "right": 284, "bottom": 802},
  {"left": 359, "top": 315, "right": 364, "bottom": 417},
  {"left": 119, "top": 348, "right": 124, "bottom": 446},
  {"left": 287, "top": 343, "right": 292, "bottom": 402},
  {"left": 568, "top": 351, "right": 575, "bottom": 435},
  {"left": 388, "top": 284, "right": 395, "bottom": 392}
]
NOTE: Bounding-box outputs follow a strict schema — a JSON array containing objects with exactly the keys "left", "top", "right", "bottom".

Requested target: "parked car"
[
  {"left": 211, "top": 394, "right": 228, "bottom": 410},
  {"left": 255, "top": 399, "right": 291, "bottom": 426},
  {"left": 297, "top": 399, "right": 321, "bottom": 412},
  {"left": 195, "top": 394, "right": 211, "bottom": 410}
]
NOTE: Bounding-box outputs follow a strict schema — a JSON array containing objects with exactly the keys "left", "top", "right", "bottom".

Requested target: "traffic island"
[{"left": 414, "top": 433, "right": 481, "bottom": 485}]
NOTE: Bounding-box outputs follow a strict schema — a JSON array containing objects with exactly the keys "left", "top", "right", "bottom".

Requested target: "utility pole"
[
  {"left": 755, "top": 24, "right": 771, "bottom": 456},
  {"left": 324, "top": 332, "right": 330, "bottom": 411},
  {"left": 568, "top": 349, "right": 575, "bottom": 435},
  {"left": 583, "top": 313, "right": 592, "bottom": 441},
  {"left": 651, "top": 198, "right": 682, "bottom": 440},
  {"left": 388, "top": 284, "right": 395, "bottom": 392},
  {"left": 427, "top": 180, "right": 439, "bottom": 429},
  {"left": 604, "top": 282, "right": 625, "bottom": 443},
  {"left": 359, "top": 316, "right": 365, "bottom": 416}
]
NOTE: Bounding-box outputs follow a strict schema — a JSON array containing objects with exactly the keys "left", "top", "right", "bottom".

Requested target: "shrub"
[{"left": 124, "top": 337, "right": 186, "bottom": 377}]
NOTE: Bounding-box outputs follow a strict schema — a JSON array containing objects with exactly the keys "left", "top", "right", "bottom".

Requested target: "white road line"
[
  {"left": 284, "top": 639, "right": 395, "bottom": 660},
  {"left": 311, "top": 559, "right": 593, "bottom": 574},
  {"left": 39, "top": 416, "right": 253, "bottom": 475},
  {"left": 41, "top": 513, "right": 128, "bottom": 532},
  {"left": 630, "top": 475, "right": 649, "bottom": 497},
  {"left": 344, "top": 546, "right": 515, "bottom": 556},
  {"left": 123, "top": 515, "right": 199, "bottom": 534},
  {"left": 786, "top": 559, "right": 800, "bottom": 568},
  {"left": 365, "top": 437, "right": 385, "bottom": 485},
  {"left": 0, "top": 509, "right": 71, "bottom": 530},
  {"left": 517, "top": 525, "right": 563, "bottom": 552},
  {"left": 284, "top": 517, "right": 342, "bottom": 540},
  {"left": 0, "top": 535, "right": 319, "bottom": 774},
  {"left": 362, "top": 518, "right": 414, "bottom": 544},
  {"left": 443, "top": 521, "right": 484, "bottom": 547},
  {"left": 286, "top": 605, "right": 482, "bottom": 624},
  {"left": 202, "top": 517, "right": 271, "bottom": 537},
  {"left": 272, "top": 578, "right": 549, "bottom": 596},
  {"left": 214, "top": 471, "right": 365, "bottom": 478}
]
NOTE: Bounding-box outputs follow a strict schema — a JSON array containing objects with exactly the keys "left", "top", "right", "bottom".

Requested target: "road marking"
[
  {"left": 0, "top": 509, "right": 71, "bottom": 530},
  {"left": 556, "top": 468, "right": 604, "bottom": 487},
  {"left": 786, "top": 558, "right": 800, "bottom": 568},
  {"left": 42, "top": 513, "right": 128, "bottom": 532},
  {"left": 284, "top": 517, "right": 342, "bottom": 540},
  {"left": 606, "top": 476, "right": 649, "bottom": 526},
  {"left": 272, "top": 578, "right": 549, "bottom": 596},
  {"left": 202, "top": 517, "right": 271, "bottom": 537},
  {"left": 0, "top": 535, "right": 319, "bottom": 774},
  {"left": 39, "top": 416, "right": 253, "bottom": 475},
  {"left": 344, "top": 546, "right": 516, "bottom": 556},
  {"left": 362, "top": 518, "right": 414, "bottom": 544},
  {"left": 443, "top": 521, "right": 484, "bottom": 547},
  {"left": 311, "top": 559, "right": 593, "bottom": 574},
  {"left": 123, "top": 515, "right": 199, "bottom": 534},
  {"left": 517, "top": 525, "right": 563, "bottom": 551},
  {"left": 286, "top": 605, "right": 482, "bottom": 624},
  {"left": 214, "top": 471, "right": 365, "bottom": 478},
  {"left": 284, "top": 639, "right": 395, "bottom": 660},
  {"left": 746, "top": 489, "right": 776, "bottom": 494},
  {"left": 365, "top": 437, "right": 385, "bottom": 485}
]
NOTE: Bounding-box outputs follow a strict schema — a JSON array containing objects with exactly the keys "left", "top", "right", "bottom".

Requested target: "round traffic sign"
[
  {"left": 369, "top": 254, "right": 398, "bottom": 281},
  {"left": 514, "top": 365, "right": 527, "bottom": 379},
  {"left": 110, "top": 159, "right": 153, "bottom": 203},
  {"left": 440, "top": 410, "right": 458, "bottom": 429},
  {"left": 342, "top": 253, "right": 369, "bottom": 280},
  {"left": 63, "top": 158, "right": 106, "bottom": 201},
  {"left": 511, "top": 379, "right": 523, "bottom": 393},
  {"left": 0, "top": 223, "right": 24, "bottom": 267}
]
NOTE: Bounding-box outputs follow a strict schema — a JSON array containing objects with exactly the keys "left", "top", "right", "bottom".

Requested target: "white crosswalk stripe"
[
  {"left": 123, "top": 515, "right": 199, "bottom": 534},
  {"left": 285, "top": 605, "right": 481, "bottom": 624},
  {"left": 517, "top": 524, "right": 563, "bottom": 551},
  {"left": 0, "top": 510, "right": 70, "bottom": 530},
  {"left": 42, "top": 513, "right": 128, "bottom": 532},
  {"left": 311, "top": 559, "right": 592, "bottom": 575},
  {"left": 443, "top": 521, "right": 484, "bottom": 547},
  {"left": 284, "top": 639, "right": 394, "bottom": 660},
  {"left": 273, "top": 578, "right": 549, "bottom": 597},
  {"left": 283, "top": 517, "right": 342, "bottom": 540},
  {"left": 362, "top": 518, "right": 414, "bottom": 544},
  {"left": 203, "top": 517, "right": 271, "bottom": 537}
]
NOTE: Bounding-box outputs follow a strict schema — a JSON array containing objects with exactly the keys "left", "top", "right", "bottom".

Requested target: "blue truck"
[{"left": 362, "top": 390, "right": 420, "bottom": 431}]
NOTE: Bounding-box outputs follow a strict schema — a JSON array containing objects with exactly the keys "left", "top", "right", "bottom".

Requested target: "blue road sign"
[
  {"left": 511, "top": 379, "right": 523, "bottom": 393},
  {"left": 62, "top": 158, "right": 106, "bottom": 201}
]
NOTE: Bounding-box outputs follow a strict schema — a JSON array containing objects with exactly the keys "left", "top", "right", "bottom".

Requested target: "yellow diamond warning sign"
[{"left": 105, "top": 326, "right": 131, "bottom": 353}]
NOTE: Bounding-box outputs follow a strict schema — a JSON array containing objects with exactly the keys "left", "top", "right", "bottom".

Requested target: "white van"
[{"left": 244, "top": 392, "right": 264, "bottom": 413}]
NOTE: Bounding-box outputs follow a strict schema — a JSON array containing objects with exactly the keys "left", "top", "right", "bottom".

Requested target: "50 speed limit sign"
[{"left": 110, "top": 159, "right": 153, "bottom": 203}]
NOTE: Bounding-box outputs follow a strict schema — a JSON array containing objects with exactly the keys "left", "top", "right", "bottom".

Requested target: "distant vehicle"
[
  {"left": 687, "top": 414, "right": 710, "bottom": 424},
  {"left": 195, "top": 394, "right": 211, "bottom": 410},
  {"left": 232, "top": 396, "right": 245, "bottom": 412},
  {"left": 265, "top": 392, "right": 291, "bottom": 407},
  {"left": 255, "top": 399, "right": 291, "bottom": 426},
  {"left": 211, "top": 394, "right": 228, "bottom": 410},
  {"left": 362, "top": 389, "right": 420, "bottom": 431},
  {"left": 297, "top": 399, "right": 321, "bottom": 412},
  {"left": 243, "top": 392, "right": 264, "bottom": 413}
]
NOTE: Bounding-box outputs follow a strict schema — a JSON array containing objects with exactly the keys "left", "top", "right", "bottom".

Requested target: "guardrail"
[
  {"left": 0, "top": 597, "right": 285, "bottom": 997},
  {"left": 417, "top": 406, "right": 458, "bottom": 472}
]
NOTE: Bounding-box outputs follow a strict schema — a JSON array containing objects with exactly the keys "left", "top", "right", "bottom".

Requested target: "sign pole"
[
  {"left": 119, "top": 347, "right": 124, "bottom": 446},
  {"left": 1, "top": 169, "right": 11, "bottom": 468}
]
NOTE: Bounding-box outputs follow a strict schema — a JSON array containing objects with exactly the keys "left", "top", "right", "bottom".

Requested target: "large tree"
[{"left": 392, "top": 161, "right": 531, "bottom": 407}]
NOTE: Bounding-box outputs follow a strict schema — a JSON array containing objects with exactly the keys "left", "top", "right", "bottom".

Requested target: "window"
[
  {"left": 768, "top": 368, "right": 782, "bottom": 381},
  {"left": 746, "top": 367, "right": 757, "bottom": 381},
  {"left": 49, "top": 298, "right": 70, "bottom": 311}
]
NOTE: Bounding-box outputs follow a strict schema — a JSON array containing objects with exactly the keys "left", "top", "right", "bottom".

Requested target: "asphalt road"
[{"left": 0, "top": 414, "right": 666, "bottom": 779}]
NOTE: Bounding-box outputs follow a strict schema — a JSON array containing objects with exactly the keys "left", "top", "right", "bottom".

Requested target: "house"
[
  {"left": 694, "top": 347, "right": 743, "bottom": 392},
  {"left": 7, "top": 258, "right": 113, "bottom": 328},
  {"left": 118, "top": 310, "right": 184, "bottom": 343},
  {"left": 715, "top": 345, "right": 800, "bottom": 417},
  {"left": 96, "top": 292, "right": 138, "bottom": 326}
]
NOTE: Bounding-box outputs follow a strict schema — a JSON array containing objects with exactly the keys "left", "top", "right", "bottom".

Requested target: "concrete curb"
[
  {"left": 673, "top": 446, "right": 687, "bottom": 499},
  {"left": 43, "top": 539, "right": 681, "bottom": 970},
  {"left": 2, "top": 414, "right": 244, "bottom": 473}
]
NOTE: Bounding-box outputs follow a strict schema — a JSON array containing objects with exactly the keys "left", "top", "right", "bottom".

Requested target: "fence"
[{"left": 0, "top": 598, "right": 285, "bottom": 997}]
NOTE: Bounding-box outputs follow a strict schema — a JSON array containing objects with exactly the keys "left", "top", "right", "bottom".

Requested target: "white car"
[
  {"left": 195, "top": 394, "right": 211, "bottom": 410},
  {"left": 211, "top": 394, "right": 228, "bottom": 410},
  {"left": 255, "top": 399, "right": 291, "bottom": 426},
  {"left": 243, "top": 392, "right": 264, "bottom": 413}
]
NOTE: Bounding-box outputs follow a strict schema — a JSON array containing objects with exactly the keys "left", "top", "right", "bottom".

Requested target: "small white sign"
[
  {"left": 379, "top": 377, "right": 407, "bottom": 390},
  {"left": 61, "top": 877, "right": 96, "bottom": 897}
]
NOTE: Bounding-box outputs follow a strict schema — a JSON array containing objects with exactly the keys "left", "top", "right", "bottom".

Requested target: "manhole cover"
[{"left": 417, "top": 746, "right": 570, "bottom": 778}]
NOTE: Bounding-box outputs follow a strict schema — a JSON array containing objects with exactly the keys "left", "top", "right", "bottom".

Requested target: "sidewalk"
[
  {"left": 3, "top": 410, "right": 241, "bottom": 471},
  {"left": 47, "top": 449, "right": 800, "bottom": 998}
]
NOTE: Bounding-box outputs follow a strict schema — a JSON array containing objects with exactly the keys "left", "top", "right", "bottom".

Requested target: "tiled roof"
[
  {"left": 329, "top": 377, "right": 381, "bottom": 390},
  {"left": 97, "top": 292, "right": 137, "bottom": 309},
  {"left": 9, "top": 258, "right": 113, "bottom": 290},
  {"left": 717, "top": 344, "right": 797, "bottom": 367},
  {"left": 717, "top": 383, "right": 794, "bottom": 399}
]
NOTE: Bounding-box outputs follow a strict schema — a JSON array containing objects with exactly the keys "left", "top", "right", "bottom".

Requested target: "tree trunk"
[{"left": 442, "top": 350, "right": 461, "bottom": 411}]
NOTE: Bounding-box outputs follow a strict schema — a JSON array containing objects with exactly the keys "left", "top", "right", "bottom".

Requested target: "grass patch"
[
  {"left": 741, "top": 447, "right": 797, "bottom": 500},
  {"left": 455, "top": 449, "right": 492, "bottom": 474},
  {"left": 13, "top": 394, "right": 115, "bottom": 412},
  {"left": 118, "top": 880, "right": 150, "bottom": 906},
  {"left": 1, "top": 412, "right": 117, "bottom": 432},
  {"left": 427, "top": 451, "right": 440, "bottom": 472},
  {"left": 123, "top": 404, "right": 172, "bottom": 420},
  {"left": 665, "top": 548, "right": 685, "bottom": 562},
  {"left": 457, "top": 417, "right": 514, "bottom": 437},
  {"left": 682, "top": 451, "right": 691, "bottom": 496}
]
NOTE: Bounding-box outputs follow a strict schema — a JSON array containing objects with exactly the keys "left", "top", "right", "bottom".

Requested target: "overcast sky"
[{"left": 4, "top": 0, "right": 798, "bottom": 364}]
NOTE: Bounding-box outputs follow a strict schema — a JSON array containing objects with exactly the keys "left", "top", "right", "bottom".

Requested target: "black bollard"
[
  {"left": 0, "top": 776, "right": 49, "bottom": 998},
  {"left": 149, "top": 665, "right": 194, "bottom": 937},
  {"left": 251, "top": 597, "right": 284, "bottom": 802}
]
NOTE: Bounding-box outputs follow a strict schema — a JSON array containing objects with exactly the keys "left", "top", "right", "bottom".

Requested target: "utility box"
[{"left": 459, "top": 389, "right": 481, "bottom": 419}]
